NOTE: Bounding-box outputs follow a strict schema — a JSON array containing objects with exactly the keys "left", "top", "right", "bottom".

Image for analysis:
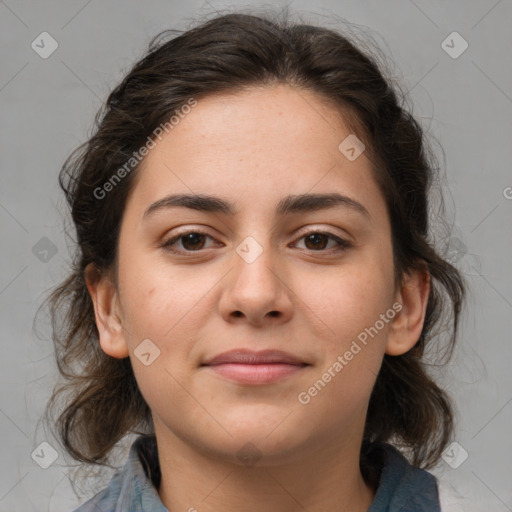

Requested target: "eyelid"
[
  {"left": 160, "top": 225, "right": 354, "bottom": 254},
  {"left": 290, "top": 229, "right": 353, "bottom": 252},
  {"left": 293, "top": 224, "right": 352, "bottom": 243},
  {"left": 160, "top": 227, "right": 220, "bottom": 253}
]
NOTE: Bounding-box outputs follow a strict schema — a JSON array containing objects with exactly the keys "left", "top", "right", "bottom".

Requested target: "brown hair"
[{"left": 42, "top": 9, "right": 466, "bottom": 473}]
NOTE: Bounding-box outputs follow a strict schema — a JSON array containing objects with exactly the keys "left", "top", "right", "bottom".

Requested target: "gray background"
[{"left": 1, "top": 0, "right": 511, "bottom": 510}]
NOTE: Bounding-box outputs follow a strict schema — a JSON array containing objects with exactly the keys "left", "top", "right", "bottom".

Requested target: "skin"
[{"left": 86, "top": 84, "right": 430, "bottom": 512}]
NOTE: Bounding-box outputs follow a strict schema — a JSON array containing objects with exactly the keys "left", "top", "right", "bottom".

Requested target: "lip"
[
  {"left": 202, "top": 349, "right": 309, "bottom": 385},
  {"left": 203, "top": 349, "right": 307, "bottom": 366}
]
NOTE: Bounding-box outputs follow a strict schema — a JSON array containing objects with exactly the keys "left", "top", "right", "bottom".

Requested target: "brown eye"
[
  {"left": 179, "top": 233, "right": 207, "bottom": 251},
  {"left": 161, "top": 229, "right": 352, "bottom": 255},
  {"left": 162, "top": 231, "right": 216, "bottom": 253},
  {"left": 294, "top": 231, "right": 353, "bottom": 253},
  {"left": 304, "top": 233, "right": 330, "bottom": 250}
]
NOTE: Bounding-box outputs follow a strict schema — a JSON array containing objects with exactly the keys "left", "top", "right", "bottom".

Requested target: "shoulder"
[
  {"left": 365, "top": 443, "right": 441, "bottom": 511},
  {"left": 70, "top": 435, "right": 168, "bottom": 512},
  {"left": 366, "top": 444, "right": 490, "bottom": 512}
]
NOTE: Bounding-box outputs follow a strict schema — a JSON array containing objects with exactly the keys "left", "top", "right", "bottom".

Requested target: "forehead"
[
  {"left": 157, "top": 85, "right": 354, "bottom": 157},
  {"left": 125, "top": 84, "right": 387, "bottom": 224}
]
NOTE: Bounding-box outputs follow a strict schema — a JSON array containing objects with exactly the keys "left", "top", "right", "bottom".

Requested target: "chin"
[{"left": 205, "top": 416, "right": 314, "bottom": 466}]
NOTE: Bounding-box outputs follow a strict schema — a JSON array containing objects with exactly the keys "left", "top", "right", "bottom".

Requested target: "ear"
[
  {"left": 85, "top": 263, "right": 129, "bottom": 359},
  {"left": 385, "top": 265, "right": 431, "bottom": 356}
]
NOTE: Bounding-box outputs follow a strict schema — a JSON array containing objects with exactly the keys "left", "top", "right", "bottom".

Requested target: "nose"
[{"left": 218, "top": 241, "right": 294, "bottom": 327}]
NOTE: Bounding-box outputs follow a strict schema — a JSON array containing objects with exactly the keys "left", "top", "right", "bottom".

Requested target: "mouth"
[{"left": 201, "top": 349, "right": 310, "bottom": 385}]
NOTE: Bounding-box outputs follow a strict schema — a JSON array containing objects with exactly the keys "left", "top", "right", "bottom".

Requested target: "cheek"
[
  {"left": 119, "top": 266, "right": 205, "bottom": 413},
  {"left": 297, "top": 257, "right": 394, "bottom": 338},
  {"left": 294, "top": 270, "right": 393, "bottom": 419},
  {"left": 118, "top": 249, "right": 209, "bottom": 339},
  {"left": 293, "top": 253, "right": 394, "bottom": 399}
]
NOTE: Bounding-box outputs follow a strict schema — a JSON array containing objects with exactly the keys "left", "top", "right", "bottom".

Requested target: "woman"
[{"left": 44, "top": 10, "right": 466, "bottom": 511}]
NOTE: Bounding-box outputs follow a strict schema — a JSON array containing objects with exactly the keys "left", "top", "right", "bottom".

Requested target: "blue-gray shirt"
[{"left": 72, "top": 435, "right": 441, "bottom": 511}]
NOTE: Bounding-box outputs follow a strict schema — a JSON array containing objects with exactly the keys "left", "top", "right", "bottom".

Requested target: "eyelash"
[{"left": 161, "top": 229, "right": 353, "bottom": 255}]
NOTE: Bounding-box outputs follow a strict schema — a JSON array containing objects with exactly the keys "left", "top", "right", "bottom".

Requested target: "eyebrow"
[{"left": 143, "top": 192, "right": 371, "bottom": 220}]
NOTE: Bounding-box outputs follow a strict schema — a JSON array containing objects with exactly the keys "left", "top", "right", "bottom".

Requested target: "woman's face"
[{"left": 94, "top": 84, "right": 422, "bottom": 465}]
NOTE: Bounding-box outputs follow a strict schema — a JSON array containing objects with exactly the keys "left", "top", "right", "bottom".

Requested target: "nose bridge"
[
  {"left": 233, "top": 234, "right": 281, "bottom": 297},
  {"left": 219, "top": 232, "right": 293, "bottom": 323}
]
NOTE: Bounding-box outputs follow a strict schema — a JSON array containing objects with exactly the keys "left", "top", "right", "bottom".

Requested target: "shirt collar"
[{"left": 75, "top": 435, "right": 440, "bottom": 512}]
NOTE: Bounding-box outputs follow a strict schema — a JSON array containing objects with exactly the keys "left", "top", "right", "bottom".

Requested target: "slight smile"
[{"left": 201, "top": 349, "right": 310, "bottom": 386}]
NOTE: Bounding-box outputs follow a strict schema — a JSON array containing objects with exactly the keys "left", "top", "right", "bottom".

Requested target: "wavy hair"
[{"left": 42, "top": 9, "right": 466, "bottom": 474}]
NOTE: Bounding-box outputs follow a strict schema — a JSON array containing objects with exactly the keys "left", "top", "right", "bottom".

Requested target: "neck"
[{"left": 155, "top": 421, "right": 375, "bottom": 512}]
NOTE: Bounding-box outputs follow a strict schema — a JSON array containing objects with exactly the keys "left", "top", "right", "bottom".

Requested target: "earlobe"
[
  {"left": 385, "top": 266, "right": 431, "bottom": 356},
  {"left": 85, "top": 263, "right": 130, "bottom": 359}
]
